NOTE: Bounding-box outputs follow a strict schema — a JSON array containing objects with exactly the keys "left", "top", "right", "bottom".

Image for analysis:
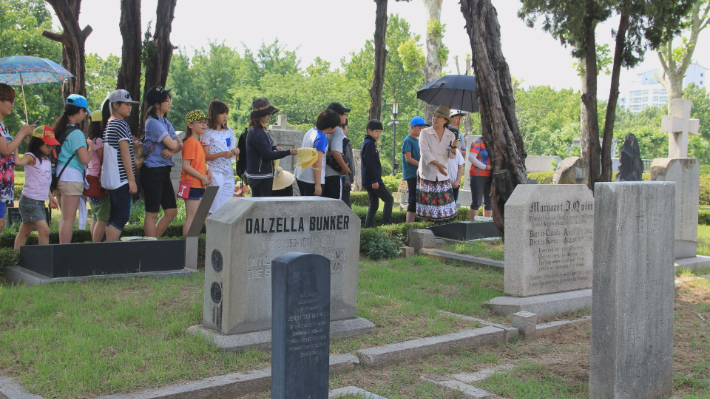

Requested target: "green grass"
[
  {"left": 441, "top": 239, "right": 505, "bottom": 261},
  {"left": 0, "top": 274, "right": 269, "bottom": 398},
  {"left": 697, "top": 224, "right": 710, "bottom": 256},
  {"left": 0, "top": 256, "right": 504, "bottom": 398},
  {"left": 476, "top": 361, "right": 587, "bottom": 398}
]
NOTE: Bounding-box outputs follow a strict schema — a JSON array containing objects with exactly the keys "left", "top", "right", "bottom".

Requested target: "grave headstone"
[
  {"left": 662, "top": 99, "right": 699, "bottom": 158},
  {"left": 651, "top": 158, "right": 699, "bottom": 259},
  {"left": 202, "top": 197, "right": 362, "bottom": 335},
  {"left": 271, "top": 252, "right": 330, "bottom": 399},
  {"left": 169, "top": 131, "right": 186, "bottom": 194},
  {"left": 484, "top": 184, "right": 594, "bottom": 317},
  {"left": 589, "top": 182, "right": 675, "bottom": 399},
  {"left": 184, "top": 186, "right": 218, "bottom": 270}
]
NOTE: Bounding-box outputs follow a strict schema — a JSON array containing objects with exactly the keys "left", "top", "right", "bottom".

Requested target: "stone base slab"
[
  {"left": 420, "top": 248, "right": 504, "bottom": 269},
  {"left": 675, "top": 255, "right": 710, "bottom": 273},
  {"left": 483, "top": 289, "right": 592, "bottom": 319},
  {"left": 4, "top": 266, "right": 198, "bottom": 286},
  {"left": 330, "top": 386, "right": 388, "bottom": 399},
  {"left": 357, "top": 326, "right": 505, "bottom": 368},
  {"left": 187, "top": 317, "right": 375, "bottom": 352}
]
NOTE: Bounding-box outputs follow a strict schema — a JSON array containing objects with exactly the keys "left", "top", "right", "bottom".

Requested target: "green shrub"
[
  {"left": 0, "top": 247, "right": 19, "bottom": 273},
  {"left": 361, "top": 229, "right": 400, "bottom": 260},
  {"left": 701, "top": 176, "right": 710, "bottom": 206},
  {"left": 700, "top": 209, "right": 710, "bottom": 225},
  {"left": 351, "top": 191, "right": 369, "bottom": 207},
  {"left": 382, "top": 175, "right": 402, "bottom": 193},
  {"left": 526, "top": 172, "right": 554, "bottom": 184}
]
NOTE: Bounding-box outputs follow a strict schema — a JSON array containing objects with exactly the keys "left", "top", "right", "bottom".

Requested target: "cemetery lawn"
[
  {"left": 0, "top": 256, "right": 503, "bottom": 398},
  {"left": 440, "top": 239, "right": 505, "bottom": 261}
]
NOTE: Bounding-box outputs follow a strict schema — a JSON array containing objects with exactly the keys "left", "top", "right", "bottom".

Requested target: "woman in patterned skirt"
[{"left": 416, "top": 105, "right": 458, "bottom": 222}]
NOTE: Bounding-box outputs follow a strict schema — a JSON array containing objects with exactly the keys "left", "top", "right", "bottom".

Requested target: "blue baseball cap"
[
  {"left": 410, "top": 116, "right": 429, "bottom": 127},
  {"left": 65, "top": 94, "right": 90, "bottom": 113}
]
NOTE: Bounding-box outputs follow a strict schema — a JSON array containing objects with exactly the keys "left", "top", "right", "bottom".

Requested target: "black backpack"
[
  {"left": 326, "top": 136, "right": 351, "bottom": 173},
  {"left": 235, "top": 128, "right": 248, "bottom": 178}
]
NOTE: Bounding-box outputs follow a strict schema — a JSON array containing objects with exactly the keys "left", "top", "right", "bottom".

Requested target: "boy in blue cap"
[{"left": 402, "top": 116, "right": 427, "bottom": 223}]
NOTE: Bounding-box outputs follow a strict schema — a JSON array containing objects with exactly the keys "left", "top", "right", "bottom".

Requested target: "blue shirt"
[
  {"left": 143, "top": 116, "right": 178, "bottom": 168},
  {"left": 401, "top": 135, "right": 420, "bottom": 180},
  {"left": 57, "top": 128, "right": 87, "bottom": 174}
]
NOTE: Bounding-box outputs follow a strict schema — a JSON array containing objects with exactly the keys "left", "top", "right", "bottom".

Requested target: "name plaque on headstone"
[
  {"left": 204, "top": 197, "right": 360, "bottom": 335},
  {"left": 271, "top": 252, "right": 330, "bottom": 399},
  {"left": 504, "top": 185, "right": 594, "bottom": 297}
]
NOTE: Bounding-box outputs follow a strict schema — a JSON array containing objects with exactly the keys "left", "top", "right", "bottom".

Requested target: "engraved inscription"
[{"left": 287, "top": 290, "right": 330, "bottom": 358}]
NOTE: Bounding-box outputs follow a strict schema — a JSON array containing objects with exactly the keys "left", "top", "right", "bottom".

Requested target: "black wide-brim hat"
[{"left": 250, "top": 97, "right": 279, "bottom": 120}]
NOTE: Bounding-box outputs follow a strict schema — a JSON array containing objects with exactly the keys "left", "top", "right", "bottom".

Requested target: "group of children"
[{"left": 0, "top": 82, "right": 243, "bottom": 248}]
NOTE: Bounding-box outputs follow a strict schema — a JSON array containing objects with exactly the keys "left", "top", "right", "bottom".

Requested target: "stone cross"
[
  {"left": 661, "top": 99, "right": 700, "bottom": 158},
  {"left": 269, "top": 114, "right": 295, "bottom": 131}
]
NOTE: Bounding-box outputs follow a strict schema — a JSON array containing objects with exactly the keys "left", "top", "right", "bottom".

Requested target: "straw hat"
[
  {"left": 272, "top": 166, "right": 295, "bottom": 191},
  {"left": 433, "top": 105, "right": 452, "bottom": 122}
]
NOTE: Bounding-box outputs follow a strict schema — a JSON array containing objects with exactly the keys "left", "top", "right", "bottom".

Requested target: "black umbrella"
[{"left": 416, "top": 74, "right": 479, "bottom": 113}]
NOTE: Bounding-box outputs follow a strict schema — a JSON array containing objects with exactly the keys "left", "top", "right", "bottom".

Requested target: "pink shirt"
[
  {"left": 87, "top": 137, "right": 102, "bottom": 177},
  {"left": 21, "top": 153, "right": 52, "bottom": 201},
  {"left": 417, "top": 126, "right": 457, "bottom": 181}
]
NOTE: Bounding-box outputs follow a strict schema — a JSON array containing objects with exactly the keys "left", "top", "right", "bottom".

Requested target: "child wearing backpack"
[
  {"left": 14, "top": 126, "right": 60, "bottom": 249},
  {"left": 53, "top": 94, "right": 93, "bottom": 244},
  {"left": 181, "top": 110, "right": 211, "bottom": 235}
]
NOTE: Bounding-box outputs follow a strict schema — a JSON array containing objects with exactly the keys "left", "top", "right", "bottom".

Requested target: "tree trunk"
[
  {"left": 460, "top": 0, "right": 527, "bottom": 240},
  {"left": 579, "top": 57, "right": 590, "bottom": 161},
  {"left": 117, "top": 0, "right": 142, "bottom": 135},
  {"left": 423, "top": 0, "right": 443, "bottom": 122},
  {"left": 600, "top": 14, "right": 629, "bottom": 182},
  {"left": 142, "top": 0, "right": 177, "bottom": 134},
  {"left": 368, "top": 0, "right": 388, "bottom": 121},
  {"left": 42, "top": 0, "right": 92, "bottom": 99},
  {"left": 580, "top": 0, "right": 601, "bottom": 191}
]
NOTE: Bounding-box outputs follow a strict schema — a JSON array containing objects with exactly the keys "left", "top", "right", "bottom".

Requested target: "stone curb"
[
  {"left": 419, "top": 375, "right": 496, "bottom": 398},
  {"left": 4, "top": 266, "right": 198, "bottom": 286},
  {"left": 439, "top": 311, "right": 519, "bottom": 342},
  {"left": 93, "top": 354, "right": 359, "bottom": 399},
  {"left": 535, "top": 316, "right": 590, "bottom": 338},
  {"left": 357, "top": 326, "right": 505, "bottom": 368},
  {"left": 420, "top": 248, "right": 504, "bottom": 269},
  {"left": 329, "top": 386, "right": 388, "bottom": 398},
  {"left": 0, "top": 376, "right": 43, "bottom": 399}
]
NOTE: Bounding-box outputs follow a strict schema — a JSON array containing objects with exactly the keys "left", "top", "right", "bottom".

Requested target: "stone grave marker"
[
  {"left": 271, "top": 252, "right": 330, "bottom": 399},
  {"left": 169, "top": 131, "right": 186, "bottom": 194},
  {"left": 662, "top": 99, "right": 699, "bottom": 158},
  {"left": 484, "top": 184, "right": 594, "bottom": 317},
  {"left": 268, "top": 114, "right": 304, "bottom": 173},
  {"left": 191, "top": 197, "right": 373, "bottom": 350},
  {"left": 589, "top": 182, "right": 675, "bottom": 398}
]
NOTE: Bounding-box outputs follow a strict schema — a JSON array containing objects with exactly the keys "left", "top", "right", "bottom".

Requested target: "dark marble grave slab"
[
  {"left": 428, "top": 221, "right": 500, "bottom": 241},
  {"left": 271, "top": 252, "right": 330, "bottom": 399},
  {"left": 18, "top": 240, "right": 185, "bottom": 278}
]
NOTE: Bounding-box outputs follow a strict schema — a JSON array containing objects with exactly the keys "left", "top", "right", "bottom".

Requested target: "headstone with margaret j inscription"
[
  {"left": 505, "top": 184, "right": 594, "bottom": 297},
  {"left": 202, "top": 197, "right": 360, "bottom": 335},
  {"left": 271, "top": 252, "right": 330, "bottom": 399},
  {"left": 484, "top": 184, "right": 595, "bottom": 317}
]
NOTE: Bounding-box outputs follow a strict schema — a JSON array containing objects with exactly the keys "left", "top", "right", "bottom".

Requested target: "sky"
[{"left": 64, "top": 0, "right": 710, "bottom": 99}]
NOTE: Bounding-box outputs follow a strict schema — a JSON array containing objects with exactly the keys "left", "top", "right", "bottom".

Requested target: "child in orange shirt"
[{"left": 181, "top": 110, "right": 212, "bottom": 235}]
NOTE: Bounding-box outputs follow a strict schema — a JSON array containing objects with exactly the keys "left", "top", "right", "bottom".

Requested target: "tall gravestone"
[
  {"left": 589, "top": 182, "right": 675, "bottom": 399},
  {"left": 191, "top": 197, "right": 373, "bottom": 350},
  {"left": 268, "top": 115, "right": 304, "bottom": 173},
  {"left": 484, "top": 184, "right": 594, "bottom": 317},
  {"left": 271, "top": 252, "right": 330, "bottom": 399}
]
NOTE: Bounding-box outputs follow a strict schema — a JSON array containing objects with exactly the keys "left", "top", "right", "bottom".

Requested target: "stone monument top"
[
  {"left": 661, "top": 99, "right": 700, "bottom": 158},
  {"left": 270, "top": 114, "right": 295, "bottom": 131}
]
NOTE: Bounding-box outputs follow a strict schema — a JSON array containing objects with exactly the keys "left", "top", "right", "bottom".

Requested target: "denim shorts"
[
  {"left": 19, "top": 195, "right": 47, "bottom": 224},
  {"left": 108, "top": 184, "right": 132, "bottom": 230},
  {"left": 187, "top": 188, "right": 205, "bottom": 200}
]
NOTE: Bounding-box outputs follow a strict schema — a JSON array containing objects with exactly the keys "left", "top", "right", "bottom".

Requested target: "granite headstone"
[
  {"left": 271, "top": 252, "right": 330, "bottom": 399},
  {"left": 504, "top": 184, "right": 594, "bottom": 297},
  {"left": 203, "top": 197, "right": 360, "bottom": 335},
  {"left": 589, "top": 182, "right": 675, "bottom": 398},
  {"left": 617, "top": 133, "right": 643, "bottom": 181}
]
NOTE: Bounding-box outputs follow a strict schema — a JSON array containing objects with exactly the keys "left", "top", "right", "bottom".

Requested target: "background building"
[{"left": 620, "top": 62, "right": 707, "bottom": 113}]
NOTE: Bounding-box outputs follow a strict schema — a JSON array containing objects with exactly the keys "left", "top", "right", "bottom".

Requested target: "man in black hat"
[{"left": 323, "top": 102, "right": 352, "bottom": 200}]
